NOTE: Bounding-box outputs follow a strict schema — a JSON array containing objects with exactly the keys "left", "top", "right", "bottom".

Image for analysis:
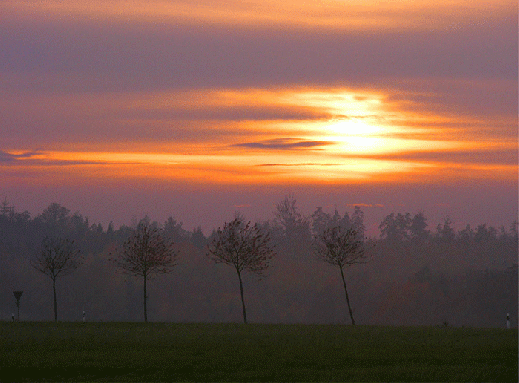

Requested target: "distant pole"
[
  {"left": 11, "top": 314, "right": 14, "bottom": 322},
  {"left": 506, "top": 313, "right": 510, "bottom": 329},
  {"left": 83, "top": 310, "right": 86, "bottom": 323},
  {"left": 13, "top": 291, "right": 23, "bottom": 321}
]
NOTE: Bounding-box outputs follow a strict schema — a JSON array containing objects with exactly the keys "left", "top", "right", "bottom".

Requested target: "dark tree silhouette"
[
  {"left": 110, "top": 222, "right": 178, "bottom": 322},
  {"left": 311, "top": 206, "right": 366, "bottom": 238},
  {"left": 314, "top": 226, "right": 366, "bottom": 325},
  {"left": 36, "top": 203, "right": 71, "bottom": 234},
  {"left": 435, "top": 217, "right": 456, "bottom": 242},
  {"left": 410, "top": 212, "right": 429, "bottom": 240},
  {"left": 207, "top": 216, "right": 275, "bottom": 323},
  {"left": 31, "top": 236, "right": 82, "bottom": 322},
  {"left": 379, "top": 212, "right": 412, "bottom": 242},
  {"left": 351, "top": 206, "right": 366, "bottom": 239},
  {"left": 274, "top": 194, "right": 312, "bottom": 261},
  {"left": 275, "top": 194, "right": 310, "bottom": 239}
]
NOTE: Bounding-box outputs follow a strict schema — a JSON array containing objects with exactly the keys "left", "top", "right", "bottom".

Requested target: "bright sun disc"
[{"left": 327, "top": 119, "right": 382, "bottom": 136}]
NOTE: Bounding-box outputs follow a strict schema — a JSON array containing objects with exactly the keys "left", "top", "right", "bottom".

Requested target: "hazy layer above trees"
[{"left": 0, "top": 200, "right": 517, "bottom": 327}]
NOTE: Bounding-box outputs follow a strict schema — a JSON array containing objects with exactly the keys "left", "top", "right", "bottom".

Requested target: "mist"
[{"left": 1, "top": 198, "right": 516, "bottom": 328}]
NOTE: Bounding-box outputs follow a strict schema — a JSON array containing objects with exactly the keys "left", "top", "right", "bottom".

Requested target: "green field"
[{"left": 0, "top": 322, "right": 517, "bottom": 382}]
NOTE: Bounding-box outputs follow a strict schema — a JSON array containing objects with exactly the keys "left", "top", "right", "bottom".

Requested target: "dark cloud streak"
[
  {"left": 0, "top": 150, "right": 41, "bottom": 162},
  {"left": 234, "top": 139, "right": 334, "bottom": 150}
]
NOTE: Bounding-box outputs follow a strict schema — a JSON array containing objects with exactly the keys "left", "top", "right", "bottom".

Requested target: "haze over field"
[{"left": 0, "top": 0, "right": 517, "bottom": 233}]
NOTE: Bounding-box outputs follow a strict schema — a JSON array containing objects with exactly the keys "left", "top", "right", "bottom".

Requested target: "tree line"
[{"left": 0, "top": 197, "right": 517, "bottom": 327}]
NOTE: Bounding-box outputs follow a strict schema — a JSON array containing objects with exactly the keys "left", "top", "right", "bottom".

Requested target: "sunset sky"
[{"left": 1, "top": 0, "right": 517, "bottom": 234}]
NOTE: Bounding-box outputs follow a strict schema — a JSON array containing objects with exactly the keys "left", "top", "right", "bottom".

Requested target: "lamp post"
[{"left": 13, "top": 291, "right": 23, "bottom": 321}]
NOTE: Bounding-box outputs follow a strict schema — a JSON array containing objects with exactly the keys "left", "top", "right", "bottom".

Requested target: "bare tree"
[
  {"left": 314, "top": 226, "right": 366, "bottom": 325},
  {"left": 110, "top": 222, "right": 178, "bottom": 322},
  {"left": 31, "top": 236, "right": 82, "bottom": 322},
  {"left": 207, "top": 215, "right": 275, "bottom": 323}
]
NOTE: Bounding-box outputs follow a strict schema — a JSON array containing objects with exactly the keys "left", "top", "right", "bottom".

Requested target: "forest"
[{"left": 0, "top": 197, "right": 517, "bottom": 328}]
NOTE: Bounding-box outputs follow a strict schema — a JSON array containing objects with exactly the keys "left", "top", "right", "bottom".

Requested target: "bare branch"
[
  {"left": 207, "top": 217, "right": 275, "bottom": 276},
  {"left": 31, "top": 236, "right": 82, "bottom": 281},
  {"left": 314, "top": 226, "right": 366, "bottom": 268},
  {"left": 110, "top": 223, "right": 178, "bottom": 279}
]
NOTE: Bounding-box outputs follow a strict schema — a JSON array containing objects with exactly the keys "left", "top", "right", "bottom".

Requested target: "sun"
[
  {"left": 312, "top": 119, "right": 386, "bottom": 154},
  {"left": 327, "top": 119, "right": 383, "bottom": 137}
]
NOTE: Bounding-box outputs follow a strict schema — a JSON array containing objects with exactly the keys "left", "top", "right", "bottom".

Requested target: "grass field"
[{"left": 0, "top": 322, "right": 517, "bottom": 382}]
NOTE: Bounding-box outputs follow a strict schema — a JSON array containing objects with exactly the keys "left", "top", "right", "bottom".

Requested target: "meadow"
[{"left": 0, "top": 322, "right": 517, "bottom": 382}]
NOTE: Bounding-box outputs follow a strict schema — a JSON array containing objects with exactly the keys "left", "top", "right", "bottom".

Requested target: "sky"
[{"left": 0, "top": 0, "right": 517, "bottom": 235}]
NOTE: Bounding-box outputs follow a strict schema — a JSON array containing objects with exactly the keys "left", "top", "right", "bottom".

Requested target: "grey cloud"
[
  {"left": 0, "top": 150, "right": 139, "bottom": 167},
  {"left": 117, "top": 106, "right": 331, "bottom": 122},
  {"left": 383, "top": 78, "right": 517, "bottom": 122},
  {"left": 0, "top": 15, "right": 515, "bottom": 93},
  {"left": 0, "top": 150, "right": 40, "bottom": 162},
  {"left": 0, "top": 150, "right": 15, "bottom": 162},
  {"left": 234, "top": 138, "right": 335, "bottom": 150}
]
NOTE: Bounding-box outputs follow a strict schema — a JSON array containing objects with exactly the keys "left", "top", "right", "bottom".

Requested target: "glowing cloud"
[{"left": 2, "top": 85, "right": 515, "bottom": 186}]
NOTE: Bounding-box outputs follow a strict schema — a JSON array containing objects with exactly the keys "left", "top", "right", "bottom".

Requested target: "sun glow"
[{"left": 1, "top": 0, "right": 512, "bottom": 31}]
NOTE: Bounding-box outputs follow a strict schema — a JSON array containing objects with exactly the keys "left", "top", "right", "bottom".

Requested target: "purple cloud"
[{"left": 234, "top": 138, "right": 334, "bottom": 150}]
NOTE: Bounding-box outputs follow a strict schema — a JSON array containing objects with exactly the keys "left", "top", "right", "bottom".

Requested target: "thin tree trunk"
[
  {"left": 143, "top": 275, "right": 148, "bottom": 323},
  {"left": 340, "top": 266, "right": 355, "bottom": 325},
  {"left": 237, "top": 270, "right": 247, "bottom": 324},
  {"left": 53, "top": 278, "right": 58, "bottom": 322}
]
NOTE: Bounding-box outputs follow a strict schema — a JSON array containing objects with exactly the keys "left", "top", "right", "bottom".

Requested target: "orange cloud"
[
  {"left": 1, "top": 84, "right": 516, "bottom": 187},
  {"left": 1, "top": 0, "right": 513, "bottom": 32}
]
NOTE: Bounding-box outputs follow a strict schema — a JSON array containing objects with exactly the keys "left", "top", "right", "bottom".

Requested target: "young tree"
[
  {"left": 314, "top": 226, "right": 366, "bottom": 325},
  {"left": 111, "top": 222, "right": 178, "bottom": 322},
  {"left": 207, "top": 216, "right": 275, "bottom": 323},
  {"left": 31, "top": 236, "right": 82, "bottom": 322}
]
